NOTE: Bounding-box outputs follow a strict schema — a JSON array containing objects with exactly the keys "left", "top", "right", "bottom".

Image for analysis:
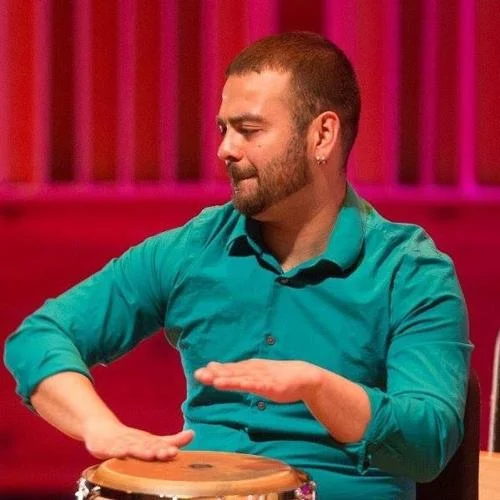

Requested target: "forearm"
[
  {"left": 31, "top": 371, "right": 121, "bottom": 441},
  {"left": 195, "top": 359, "right": 372, "bottom": 443},
  {"left": 303, "top": 365, "right": 371, "bottom": 443},
  {"left": 303, "top": 366, "right": 463, "bottom": 481},
  {"left": 30, "top": 371, "right": 195, "bottom": 460}
]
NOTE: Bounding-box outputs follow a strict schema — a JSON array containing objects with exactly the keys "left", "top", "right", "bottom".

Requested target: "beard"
[{"left": 228, "top": 134, "right": 311, "bottom": 217}]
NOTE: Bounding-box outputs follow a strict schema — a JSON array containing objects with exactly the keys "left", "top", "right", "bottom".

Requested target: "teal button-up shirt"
[{"left": 4, "top": 185, "right": 472, "bottom": 499}]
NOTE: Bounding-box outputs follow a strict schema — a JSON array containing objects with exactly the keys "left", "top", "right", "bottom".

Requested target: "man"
[{"left": 4, "top": 32, "right": 471, "bottom": 498}]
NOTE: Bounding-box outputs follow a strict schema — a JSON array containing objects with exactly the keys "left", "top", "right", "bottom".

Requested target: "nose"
[{"left": 217, "top": 131, "right": 243, "bottom": 163}]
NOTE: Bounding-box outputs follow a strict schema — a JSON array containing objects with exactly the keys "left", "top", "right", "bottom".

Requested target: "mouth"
[
  {"left": 230, "top": 175, "right": 258, "bottom": 196},
  {"left": 231, "top": 176, "right": 256, "bottom": 194},
  {"left": 232, "top": 174, "right": 256, "bottom": 183},
  {"left": 227, "top": 163, "right": 257, "bottom": 183}
]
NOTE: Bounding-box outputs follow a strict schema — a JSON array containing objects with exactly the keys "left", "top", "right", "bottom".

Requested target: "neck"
[{"left": 257, "top": 180, "right": 347, "bottom": 272}]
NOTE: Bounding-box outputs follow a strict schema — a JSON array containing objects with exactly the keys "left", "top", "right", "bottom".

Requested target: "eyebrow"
[{"left": 216, "top": 113, "right": 267, "bottom": 127}]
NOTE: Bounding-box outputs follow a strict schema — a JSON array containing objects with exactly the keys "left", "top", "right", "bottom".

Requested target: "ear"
[{"left": 310, "top": 111, "right": 341, "bottom": 162}]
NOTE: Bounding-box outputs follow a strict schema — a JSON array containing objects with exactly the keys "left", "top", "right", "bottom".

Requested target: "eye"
[
  {"left": 240, "top": 128, "right": 259, "bottom": 137},
  {"left": 217, "top": 124, "right": 226, "bottom": 136}
]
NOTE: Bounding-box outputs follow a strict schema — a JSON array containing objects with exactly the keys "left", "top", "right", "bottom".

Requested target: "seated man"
[{"left": 4, "top": 32, "right": 472, "bottom": 499}]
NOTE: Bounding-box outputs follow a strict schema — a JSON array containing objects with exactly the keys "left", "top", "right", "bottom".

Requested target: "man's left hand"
[{"left": 194, "top": 359, "right": 322, "bottom": 403}]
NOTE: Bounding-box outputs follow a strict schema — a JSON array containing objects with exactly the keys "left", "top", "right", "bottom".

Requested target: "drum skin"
[{"left": 77, "top": 451, "right": 315, "bottom": 499}]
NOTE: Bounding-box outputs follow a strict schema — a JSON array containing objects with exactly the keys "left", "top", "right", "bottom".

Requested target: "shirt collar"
[
  {"left": 321, "top": 183, "right": 366, "bottom": 271},
  {"left": 226, "top": 183, "right": 367, "bottom": 272},
  {"left": 225, "top": 211, "right": 259, "bottom": 254}
]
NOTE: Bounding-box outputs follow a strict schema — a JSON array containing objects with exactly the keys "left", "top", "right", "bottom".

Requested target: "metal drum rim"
[{"left": 76, "top": 475, "right": 316, "bottom": 499}]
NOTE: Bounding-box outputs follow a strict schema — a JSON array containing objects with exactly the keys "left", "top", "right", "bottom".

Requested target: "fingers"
[
  {"left": 88, "top": 437, "right": 177, "bottom": 461},
  {"left": 85, "top": 425, "right": 195, "bottom": 462},
  {"left": 195, "top": 364, "right": 270, "bottom": 396},
  {"left": 163, "top": 429, "right": 195, "bottom": 447},
  {"left": 129, "top": 430, "right": 194, "bottom": 460},
  {"left": 195, "top": 362, "right": 233, "bottom": 383},
  {"left": 193, "top": 359, "right": 306, "bottom": 404},
  {"left": 195, "top": 360, "right": 261, "bottom": 384},
  {"left": 195, "top": 361, "right": 260, "bottom": 392},
  {"left": 212, "top": 375, "right": 258, "bottom": 390},
  {"left": 194, "top": 367, "right": 215, "bottom": 384},
  {"left": 127, "top": 436, "right": 180, "bottom": 461}
]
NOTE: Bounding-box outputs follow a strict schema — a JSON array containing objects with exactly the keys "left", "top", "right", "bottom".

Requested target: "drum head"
[{"left": 82, "top": 450, "right": 309, "bottom": 498}]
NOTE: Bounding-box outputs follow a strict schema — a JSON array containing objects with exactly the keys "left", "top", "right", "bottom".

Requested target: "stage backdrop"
[
  {"left": 1, "top": 0, "right": 500, "bottom": 497},
  {"left": 1, "top": 0, "right": 499, "bottom": 189}
]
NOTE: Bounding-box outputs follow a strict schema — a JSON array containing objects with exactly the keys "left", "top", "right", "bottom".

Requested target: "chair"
[
  {"left": 416, "top": 369, "right": 480, "bottom": 500},
  {"left": 488, "top": 330, "right": 500, "bottom": 451}
]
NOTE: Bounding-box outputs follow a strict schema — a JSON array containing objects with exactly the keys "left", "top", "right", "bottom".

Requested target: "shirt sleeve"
[
  {"left": 3, "top": 225, "right": 192, "bottom": 406},
  {"left": 343, "top": 237, "right": 472, "bottom": 482}
]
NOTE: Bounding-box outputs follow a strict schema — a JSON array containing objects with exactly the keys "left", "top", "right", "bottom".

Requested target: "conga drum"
[{"left": 76, "top": 450, "right": 316, "bottom": 499}]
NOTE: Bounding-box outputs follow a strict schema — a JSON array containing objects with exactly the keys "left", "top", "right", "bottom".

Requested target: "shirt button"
[
  {"left": 278, "top": 277, "right": 290, "bottom": 285},
  {"left": 266, "top": 335, "right": 276, "bottom": 346},
  {"left": 256, "top": 400, "right": 266, "bottom": 410}
]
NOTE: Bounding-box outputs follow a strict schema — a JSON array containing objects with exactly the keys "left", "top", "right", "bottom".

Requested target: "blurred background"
[{"left": 1, "top": 0, "right": 499, "bottom": 497}]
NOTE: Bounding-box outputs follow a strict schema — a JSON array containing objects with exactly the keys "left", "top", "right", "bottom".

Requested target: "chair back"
[{"left": 488, "top": 331, "right": 500, "bottom": 451}]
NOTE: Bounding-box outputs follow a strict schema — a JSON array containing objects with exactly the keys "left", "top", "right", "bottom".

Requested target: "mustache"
[{"left": 227, "top": 163, "right": 258, "bottom": 182}]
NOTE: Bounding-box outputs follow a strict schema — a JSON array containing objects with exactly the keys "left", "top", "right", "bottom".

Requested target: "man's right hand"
[
  {"left": 31, "top": 372, "right": 194, "bottom": 461},
  {"left": 83, "top": 423, "right": 195, "bottom": 460}
]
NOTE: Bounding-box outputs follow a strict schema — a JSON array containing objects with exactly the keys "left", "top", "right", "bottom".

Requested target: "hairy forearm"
[
  {"left": 31, "top": 371, "right": 195, "bottom": 460},
  {"left": 195, "top": 359, "right": 372, "bottom": 443},
  {"left": 31, "top": 371, "right": 121, "bottom": 441},
  {"left": 302, "top": 365, "right": 371, "bottom": 443}
]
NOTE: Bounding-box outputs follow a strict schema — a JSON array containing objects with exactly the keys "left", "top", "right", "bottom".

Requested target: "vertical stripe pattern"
[{"left": 0, "top": 0, "right": 498, "bottom": 196}]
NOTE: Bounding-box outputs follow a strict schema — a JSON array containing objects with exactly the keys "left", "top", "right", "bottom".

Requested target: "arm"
[
  {"left": 4, "top": 237, "right": 168, "bottom": 401},
  {"left": 4, "top": 229, "right": 195, "bottom": 458},
  {"left": 196, "top": 243, "right": 471, "bottom": 481},
  {"left": 31, "top": 372, "right": 193, "bottom": 459},
  {"left": 354, "top": 247, "right": 472, "bottom": 481},
  {"left": 302, "top": 367, "right": 371, "bottom": 443},
  {"left": 195, "top": 359, "right": 371, "bottom": 443}
]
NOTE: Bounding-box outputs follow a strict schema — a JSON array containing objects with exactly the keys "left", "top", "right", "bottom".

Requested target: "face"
[{"left": 216, "top": 71, "right": 312, "bottom": 218}]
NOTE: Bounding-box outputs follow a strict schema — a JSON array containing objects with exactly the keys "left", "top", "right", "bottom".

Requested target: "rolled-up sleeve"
[
  {"left": 344, "top": 240, "right": 472, "bottom": 482},
  {"left": 4, "top": 226, "right": 189, "bottom": 405}
]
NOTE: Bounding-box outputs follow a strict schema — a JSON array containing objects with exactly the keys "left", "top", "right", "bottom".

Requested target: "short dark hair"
[{"left": 226, "top": 32, "right": 361, "bottom": 164}]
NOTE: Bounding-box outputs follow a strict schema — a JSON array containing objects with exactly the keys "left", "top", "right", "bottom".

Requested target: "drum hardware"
[
  {"left": 75, "top": 477, "right": 101, "bottom": 500},
  {"left": 294, "top": 481, "right": 316, "bottom": 500}
]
